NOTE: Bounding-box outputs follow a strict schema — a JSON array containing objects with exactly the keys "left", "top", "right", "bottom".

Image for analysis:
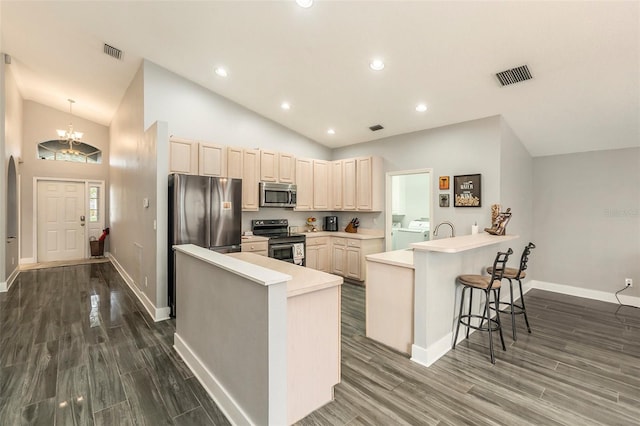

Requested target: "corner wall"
[{"left": 532, "top": 147, "right": 640, "bottom": 297}]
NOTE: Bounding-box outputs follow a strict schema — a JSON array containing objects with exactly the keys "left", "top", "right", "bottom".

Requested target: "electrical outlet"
[{"left": 625, "top": 278, "right": 633, "bottom": 287}]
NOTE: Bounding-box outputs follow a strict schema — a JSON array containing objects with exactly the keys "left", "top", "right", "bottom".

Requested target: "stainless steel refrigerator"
[{"left": 168, "top": 173, "right": 242, "bottom": 317}]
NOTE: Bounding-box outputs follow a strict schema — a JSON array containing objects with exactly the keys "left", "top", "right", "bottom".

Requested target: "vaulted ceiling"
[{"left": 2, "top": 1, "right": 638, "bottom": 157}]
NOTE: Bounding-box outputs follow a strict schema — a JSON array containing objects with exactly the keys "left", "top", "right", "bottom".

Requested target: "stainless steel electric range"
[{"left": 251, "top": 219, "right": 306, "bottom": 266}]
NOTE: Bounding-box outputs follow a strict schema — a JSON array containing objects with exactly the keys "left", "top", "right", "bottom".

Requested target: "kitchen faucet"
[{"left": 433, "top": 221, "right": 455, "bottom": 238}]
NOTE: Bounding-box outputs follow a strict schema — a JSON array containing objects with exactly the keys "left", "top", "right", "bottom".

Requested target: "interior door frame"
[
  {"left": 33, "top": 177, "right": 106, "bottom": 263},
  {"left": 385, "top": 168, "right": 434, "bottom": 252}
]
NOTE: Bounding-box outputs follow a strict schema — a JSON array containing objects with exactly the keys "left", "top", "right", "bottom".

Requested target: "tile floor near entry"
[{"left": 1, "top": 261, "right": 639, "bottom": 425}]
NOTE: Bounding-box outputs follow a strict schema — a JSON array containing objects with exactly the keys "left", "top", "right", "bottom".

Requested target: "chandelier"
[{"left": 56, "top": 99, "right": 84, "bottom": 148}]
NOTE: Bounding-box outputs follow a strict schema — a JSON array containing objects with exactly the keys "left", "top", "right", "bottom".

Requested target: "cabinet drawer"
[
  {"left": 347, "top": 239, "right": 361, "bottom": 248},
  {"left": 241, "top": 241, "right": 268, "bottom": 253},
  {"left": 332, "top": 237, "right": 346, "bottom": 246},
  {"left": 307, "top": 237, "right": 329, "bottom": 246}
]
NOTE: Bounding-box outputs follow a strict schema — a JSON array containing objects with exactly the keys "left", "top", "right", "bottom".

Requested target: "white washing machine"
[{"left": 392, "top": 220, "right": 430, "bottom": 250}]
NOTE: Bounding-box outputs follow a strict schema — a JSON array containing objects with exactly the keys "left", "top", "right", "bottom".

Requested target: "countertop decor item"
[
  {"left": 454, "top": 174, "right": 481, "bottom": 207},
  {"left": 485, "top": 207, "right": 512, "bottom": 235}
]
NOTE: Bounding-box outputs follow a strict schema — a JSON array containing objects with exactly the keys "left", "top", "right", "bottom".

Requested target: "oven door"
[{"left": 269, "top": 243, "right": 294, "bottom": 263}]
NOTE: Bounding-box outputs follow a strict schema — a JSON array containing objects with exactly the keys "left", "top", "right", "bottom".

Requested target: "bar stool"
[
  {"left": 452, "top": 248, "right": 513, "bottom": 364},
  {"left": 488, "top": 242, "right": 535, "bottom": 341}
]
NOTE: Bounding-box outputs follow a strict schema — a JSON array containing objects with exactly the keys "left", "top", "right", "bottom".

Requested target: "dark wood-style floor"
[{"left": 1, "top": 262, "right": 639, "bottom": 425}]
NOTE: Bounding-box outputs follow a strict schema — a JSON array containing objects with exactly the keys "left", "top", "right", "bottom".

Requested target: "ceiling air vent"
[
  {"left": 369, "top": 124, "right": 384, "bottom": 132},
  {"left": 103, "top": 43, "right": 123, "bottom": 60},
  {"left": 495, "top": 65, "right": 532, "bottom": 87}
]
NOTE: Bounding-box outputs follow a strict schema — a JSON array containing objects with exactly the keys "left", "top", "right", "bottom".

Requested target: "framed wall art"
[
  {"left": 439, "top": 176, "right": 450, "bottom": 190},
  {"left": 439, "top": 193, "right": 450, "bottom": 207},
  {"left": 454, "top": 174, "right": 481, "bottom": 207}
]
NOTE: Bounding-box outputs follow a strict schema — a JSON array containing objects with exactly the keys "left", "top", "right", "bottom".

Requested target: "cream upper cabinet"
[
  {"left": 227, "top": 147, "right": 260, "bottom": 211},
  {"left": 342, "top": 158, "right": 357, "bottom": 210},
  {"left": 313, "top": 160, "right": 330, "bottom": 210},
  {"left": 295, "top": 158, "right": 313, "bottom": 211},
  {"left": 356, "top": 156, "right": 384, "bottom": 211},
  {"left": 226, "top": 147, "right": 243, "bottom": 179},
  {"left": 169, "top": 137, "right": 199, "bottom": 175},
  {"left": 242, "top": 149, "right": 260, "bottom": 211},
  {"left": 278, "top": 153, "right": 296, "bottom": 183},
  {"left": 260, "top": 150, "right": 278, "bottom": 182},
  {"left": 330, "top": 160, "right": 343, "bottom": 210},
  {"left": 198, "top": 142, "right": 226, "bottom": 177}
]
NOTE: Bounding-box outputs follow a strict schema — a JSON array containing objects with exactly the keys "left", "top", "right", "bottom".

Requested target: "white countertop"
[
  {"left": 411, "top": 233, "right": 519, "bottom": 253},
  {"left": 303, "top": 230, "right": 384, "bottom": 240},
  {"left": 365, "top": 249, "right": 414, "bottom": 269},
  {"left": 228, "top": 252, "right": 343, "bottom": 297}
]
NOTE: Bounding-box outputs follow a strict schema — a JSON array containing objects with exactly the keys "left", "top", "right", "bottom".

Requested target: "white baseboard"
[
  {"left": 174, "top": 333, "right": 251, "bottom": 426},
  {"left": 529, "top": 280, "right": 640, "bottom": 308},
  {"left": 411, "top": 332, "right": 454, "bottom": 368},
  {"left": 109, "top": 255, "right": 170, "bottom": 322},
  {"left": 0, "top": 266, "right": 20, "bottom": 293},
  {"left": 19, "top": 257, "right": 35, "bottom": 265}
]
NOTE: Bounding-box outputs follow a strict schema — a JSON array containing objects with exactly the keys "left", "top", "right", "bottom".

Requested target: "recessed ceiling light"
[
  {"left": 327, "top": 129, "right": 336, "bottom": 135},
  {"left": 214, "top": 67, "right": 228, "bottom": 77},
  {"left": 416, "top": 103, "right": 428, "bottom": 112},
  {"left": 281, "top": 102, "right": 291, "bottom": 110},
  {"left": 369, "top": 59, "right": 385, "bottom": 71},
  {"left": 296, "top": 0, "right": 313, "bottom": 8}
]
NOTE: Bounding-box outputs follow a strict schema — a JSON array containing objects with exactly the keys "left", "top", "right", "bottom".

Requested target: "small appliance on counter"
[{"left": 323, "top": 216, "right": 338, "bottom": 231}]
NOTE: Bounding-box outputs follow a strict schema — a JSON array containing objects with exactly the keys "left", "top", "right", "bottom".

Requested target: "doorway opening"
[{"left": 385, "top": 169, "right": 433, "bottom": 251}]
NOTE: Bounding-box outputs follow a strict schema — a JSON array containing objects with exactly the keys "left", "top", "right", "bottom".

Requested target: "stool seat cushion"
[
  {"left": 486, "top": 266, "right": 525, "bottom": 279},
  {"left": 457, "top": 274, "right": 502, "bottom": 289}
]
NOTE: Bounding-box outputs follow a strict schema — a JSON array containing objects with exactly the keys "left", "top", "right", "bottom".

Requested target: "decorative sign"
[
  {"left": 439, "top": 193, "right": 450, "bottom": 207},
  {"left": 454, "top": 174, "right": 481, "bottom": 207},
  {"left": 439, "top": 176, "right": 450, "bottom": 190}
]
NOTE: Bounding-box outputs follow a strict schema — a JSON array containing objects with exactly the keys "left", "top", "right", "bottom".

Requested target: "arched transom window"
[{"left": 38, "top": 140, "right": 102, "bottom": 164}]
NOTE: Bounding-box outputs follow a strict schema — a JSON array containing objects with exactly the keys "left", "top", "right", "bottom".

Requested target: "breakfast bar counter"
[{"left": 410, "top": 233, "right": 518, "bottom": 366}]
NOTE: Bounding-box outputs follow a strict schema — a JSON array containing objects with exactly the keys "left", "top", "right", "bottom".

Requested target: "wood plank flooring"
[{"left": 1, "top": 262, "right": 639, "bottom": 425}]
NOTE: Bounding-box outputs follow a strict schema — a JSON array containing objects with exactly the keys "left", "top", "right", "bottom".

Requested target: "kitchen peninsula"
[
  {"left": 365, "top": 233, "right": 518, "bottom": 367},
  {"left": 172, "top": 244, "right": 342, "bottom": 425}
]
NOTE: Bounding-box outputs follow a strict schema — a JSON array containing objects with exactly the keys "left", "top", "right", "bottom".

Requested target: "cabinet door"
[
  {"left": 343, "top": 158, "right": 357, "bottom": 210},
  {"left": 346, "top": 247, "right": 361, "bottom": 280},
  {"left": 313, "top": 160, "right": 330, "bottom": 210},
  {"left": 306, "top": 245, "right": 319, "bottom": 270},
  {"left": 295, "top": 158, "right": 313, "bottom": 211},
  {"left": 330, "top": 160, "right": 343, "bottom": 210},
  {"left": 169, "top": 138, "right": 198, "bottom": 174},
  {"left": 242, "top": 149, "right": 260, "bottom": 211},
  {"left": 227, "top": 147, "right": 243, "bottom": 179},
  {"left": 260, "top": 150, "right": 278, "bottom": 182},
  {"left": 317, "top": 244, "right": 330, "bottom": 272},
  {"left": 331, "top": 239, "right": 346, "bottom": 275},
  {"left": 199, "top": 142, "right": 226, "bottom": 177},
  {"left": 356, "top": 156, "right": 373, "bottom": 210},
  {"left": 278, "top": 153, "right": 296, "bottom": 183}
]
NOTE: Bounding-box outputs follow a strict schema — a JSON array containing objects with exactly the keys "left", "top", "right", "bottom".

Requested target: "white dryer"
[{"left": 392, "top": 220, "right": 430, "bottom": 250}]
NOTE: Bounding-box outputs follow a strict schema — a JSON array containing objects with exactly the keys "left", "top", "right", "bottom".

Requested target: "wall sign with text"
[{"left": 454, "top": 174, "right": 481, "bottom": 207}]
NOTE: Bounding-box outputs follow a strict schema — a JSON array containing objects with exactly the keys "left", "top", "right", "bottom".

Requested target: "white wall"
[
  {"left": 19, "top": 101, "right": 109, "bottom": 262},
  {"left": 332, "top": 116, "right": 503, "bottom": 233},
  {"left": 3, "top": 59, "right": 23, "bottom": 284},
  {"left": 533, "top": 147, "right": 640, "bottom": 296},
  {"left": 499, "top": 118, "right": 534, "bottom": 272}
]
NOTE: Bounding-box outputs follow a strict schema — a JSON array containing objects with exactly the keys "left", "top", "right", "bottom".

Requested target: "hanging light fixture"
[{"left": 56, "top": 99, "right": 84, "bottom": 148}]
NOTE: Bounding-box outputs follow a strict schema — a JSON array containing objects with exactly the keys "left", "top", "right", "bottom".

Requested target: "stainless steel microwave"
[{"left": 259, "top": 182, "right": 297, "bottom": 208}]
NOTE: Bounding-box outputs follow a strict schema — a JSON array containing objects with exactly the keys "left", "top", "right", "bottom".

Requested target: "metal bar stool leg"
[
  {"left": 518, "top": 278, "right": 532, "bottom": 333},
  {"left": 452, "top": 286, "right": 467, "bottom": 349},
  {"left": 484, "top": 289, "right": 495, "bottom": 364},
  {"left": 494, "top": 288, "right": 506, "bottom": 351},
  {"left": 466, "top": 288, "right": 474, "bottom": 339},
  {"left": 508, "top": 278, "right": 517, "bottom": 341}
]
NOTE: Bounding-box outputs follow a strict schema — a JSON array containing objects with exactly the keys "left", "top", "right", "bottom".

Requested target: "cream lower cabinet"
[
  {"left": 331, "top": 237, "right": 383, "bottom": 282},
  {"left": 241, "top": 240, "right": 268, "bottom": 257},
  {"left": 306, "top": 237, "right": 330, "bottom": 272}
]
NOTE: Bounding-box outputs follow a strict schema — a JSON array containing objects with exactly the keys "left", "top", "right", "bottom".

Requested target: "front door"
[{"left": 37, "top": 181, "right": 86, "bottom": 262}]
